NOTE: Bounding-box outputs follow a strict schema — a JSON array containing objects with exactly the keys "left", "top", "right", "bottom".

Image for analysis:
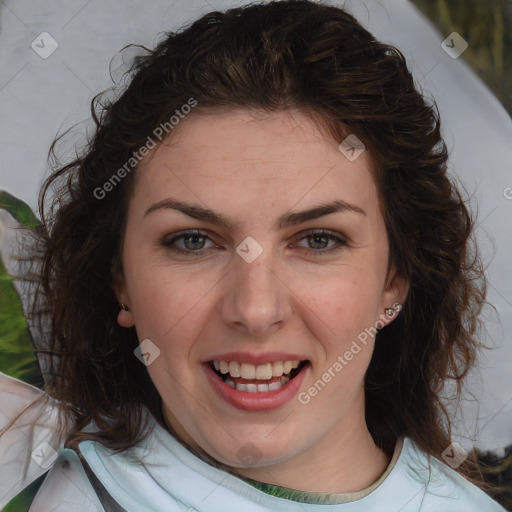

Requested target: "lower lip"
[{"left": 203, "top": 363, "right": 309, "bottom": 412}]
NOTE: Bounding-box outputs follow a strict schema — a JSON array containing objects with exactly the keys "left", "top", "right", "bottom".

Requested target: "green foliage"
[
  {"left": 0, "top": 256, "right": 41, "bottom": 385},
  {"left": 2, "top": 475, "right": 46, "bottom": 512},
  {"left": 0, "top": 190, "right": 41, "bottom": 233},
  {"left": 410, "top": 0, "right": 512, "bottom": 116},
  {"left": 0, "top": 190, "right": 43, "bottom": 386}
]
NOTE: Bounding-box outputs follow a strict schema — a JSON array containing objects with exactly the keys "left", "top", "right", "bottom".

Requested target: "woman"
[{"left": 0, "top": 0, "right": 506, "bottom": 510}]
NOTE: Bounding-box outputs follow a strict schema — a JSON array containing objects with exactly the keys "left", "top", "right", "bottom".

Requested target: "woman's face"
[{"left": 115, "top": 109, "right": 407, "bottom": 480}]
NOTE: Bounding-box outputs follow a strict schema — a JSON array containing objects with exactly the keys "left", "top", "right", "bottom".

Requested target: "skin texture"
[{"left": 114, "top": 109, "right": 409, "bottom": 493}]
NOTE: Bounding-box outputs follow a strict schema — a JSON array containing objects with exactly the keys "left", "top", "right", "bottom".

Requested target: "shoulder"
[
  {"left": 399, "top": 438, "right": 506, "bottom": 511},
  {"left": 0, "top": 372, "right": 74, "bottom": 508},
  {"left": 29, "top": 448, "right": 104, "bottom": 512}
]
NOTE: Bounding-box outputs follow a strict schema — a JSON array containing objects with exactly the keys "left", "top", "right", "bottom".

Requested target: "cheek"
[
  {"left": 125, "top": 253, "right": 206, "bottom": 325},
  {"left": 318, "top": 270, "right": 381, "bottom": 327},
  {"left": 125, "top": 266, "right": 215, "bottom": 369},
  {"left": 307, "top": 270, "right": 382, "bottom": 372}
]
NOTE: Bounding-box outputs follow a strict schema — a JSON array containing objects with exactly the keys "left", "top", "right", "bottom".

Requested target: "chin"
[{"left": 202, "top": 434, "right": 297, "bottom": 470}]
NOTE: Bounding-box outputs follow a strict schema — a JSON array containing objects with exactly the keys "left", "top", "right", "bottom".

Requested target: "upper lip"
[{"left": 203, "top": 351, "right": 309, "bottom": 365}]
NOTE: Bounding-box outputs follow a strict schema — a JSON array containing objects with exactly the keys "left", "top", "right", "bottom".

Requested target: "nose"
[{"left": 219, "top": 247, "right": 293, "bottom": 336}]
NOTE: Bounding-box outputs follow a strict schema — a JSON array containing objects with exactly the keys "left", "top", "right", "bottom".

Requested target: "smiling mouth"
[{"left": 208, "top": 360, "right": 310, "bottom": 393}]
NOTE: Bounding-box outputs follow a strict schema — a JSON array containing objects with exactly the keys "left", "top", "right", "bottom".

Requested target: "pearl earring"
[{"left": 385, "top": 302, "right": 402, "bottom": 316}]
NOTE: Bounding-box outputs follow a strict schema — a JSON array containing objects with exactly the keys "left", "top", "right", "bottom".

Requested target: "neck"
[
  {"left": 162, "top": 392, "right": 392, "bottom": 495},
  {"left": 233, "top": 414, "right": 390, "bottom": 494}
]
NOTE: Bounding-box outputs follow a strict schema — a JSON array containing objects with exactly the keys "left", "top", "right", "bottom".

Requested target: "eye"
[
  {"left": 160, "top": 230, "right": 215, "bottom": 256},
  {"left": 160, "top": 229, "right": 348, "bottom": 257},
  {"left": 295, "top": 229, "right": 348, "bottom": 255}
]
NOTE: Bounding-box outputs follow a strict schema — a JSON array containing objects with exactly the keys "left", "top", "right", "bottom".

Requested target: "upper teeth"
[{"left": 213, "top": 360, "right": 301, "bottom": 380}]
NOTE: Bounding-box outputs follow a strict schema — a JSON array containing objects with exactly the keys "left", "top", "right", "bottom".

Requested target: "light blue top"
[
  {"left": 0, "top": 372, "right": 505, "bottom": 511},
  {"left": 28, "top": 407, "right": 506, "bottom": 512}
]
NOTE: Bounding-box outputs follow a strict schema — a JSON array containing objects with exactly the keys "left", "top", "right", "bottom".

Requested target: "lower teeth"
[{"left": 224, "top": 374, "right": 291, "bottom": 392}]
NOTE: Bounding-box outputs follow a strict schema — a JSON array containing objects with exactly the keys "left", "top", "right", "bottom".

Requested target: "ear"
[
  {"left": 112, "top": 271, "right": 135, "bottom": 328},
  {"left": 377, "top": 267, "right": 409, "bottom": 328}
]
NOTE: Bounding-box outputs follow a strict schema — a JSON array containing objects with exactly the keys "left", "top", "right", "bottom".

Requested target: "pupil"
[
  {"left": 185, "top": 235, "right": 203, "bottom": 250},
  {"left": 311, "top": 234, "right": 327, "bottom": 249}
]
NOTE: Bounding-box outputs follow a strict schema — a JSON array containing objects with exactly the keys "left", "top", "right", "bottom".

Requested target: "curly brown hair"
[{"left": 6, "top": 0, "right": 496, "bottom": 497}]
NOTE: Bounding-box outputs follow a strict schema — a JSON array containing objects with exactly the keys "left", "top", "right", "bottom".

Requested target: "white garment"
[
  {"left": 0, "top": 371, "right": 74, "bottom": 509},
  {"left": 0, "top": 371, "right": 506, "bottom": 511}
]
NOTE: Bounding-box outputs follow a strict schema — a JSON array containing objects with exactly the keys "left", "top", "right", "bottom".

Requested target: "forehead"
[{"left": 132, "top": 109, "right": 380, "bottom": 224}]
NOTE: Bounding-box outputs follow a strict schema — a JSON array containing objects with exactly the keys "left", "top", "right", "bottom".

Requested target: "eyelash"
[{"left": 160, "top": 229, "right": 348, "bottom": 257}]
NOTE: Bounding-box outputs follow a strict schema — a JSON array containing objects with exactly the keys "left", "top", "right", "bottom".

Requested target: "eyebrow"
[{"left": 144, "top": 197, "right": 366, "bottom": 230}]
